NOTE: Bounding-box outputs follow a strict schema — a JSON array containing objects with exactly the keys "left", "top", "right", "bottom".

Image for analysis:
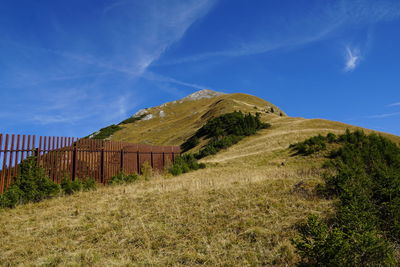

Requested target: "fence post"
[
  {"left": 35, "top": 148, "right": 40, "bottom": 166},
  {"left": 150, "top": 151, "right": 154, "bottom": 169},
  {"left": 120, "top": 148, "right": 124, "bottom": 173},
  {"left": 136, "top": 151, "right": 141, "bottom": 175},
  {"left": 100, "top": 148, "right": 105, "bottom": 184},
  {"left": 162, "top": 152, "right": 165, "bottom": 168},
  {"left": 72, "top": 143, "right": 77, "bottom": 181}
]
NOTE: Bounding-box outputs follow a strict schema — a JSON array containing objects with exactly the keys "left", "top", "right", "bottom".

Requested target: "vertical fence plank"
[
  {"left": 26, "top": 135, "right": 31, "bottom": 158},
  {"left": 0, "top": 134, "right": 3, "bottom": 193},
  {"left": 55, "top": 137, "right": 59, "bottom": 183},
  {"left": 1, "top": 135, "right": 9, "bottom": 193},
  {"left": 47, "top": 136, "right": 52, "bottom": 181},
  {"left": 67, "top": 137, "right": 71, "bottom": 181},
  {"left": 59, "top": 137, "right": 64, "bottom": 181},
  {"left": 85, "top": 139, "right": 93, "bottom": 178},
  {"left": 51, "top": 136, "right": 56, "bottom": 182},
  {"left": 32, "top": 136, "right": 36, "bottom": 159},
  {"left": 27, "top": 135, "right": 32, "bottom": 167},
  {"left": 38, "top": 136, "right": 42, "bottom": 167},
  {"left": 6, "top": 134, "right": 15, "bottom": 187},
  {"left": 71, "top": 138, "right": 77, "bottom": 181},
  {"left": 13, "top": 135, "right": 21, "bottom": 179},
  {"left": 100, "top": 144, "right": 105, "bottom": 184},
  {"left": 42, "top": 136, "right": 47, "bottom": 171},
  {"left": 21, "top": 135, "right": 26, "bottom": 165}
]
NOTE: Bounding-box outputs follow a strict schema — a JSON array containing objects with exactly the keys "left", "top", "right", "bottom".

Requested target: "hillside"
[
  {"left": 1, "top": 91, "right": 400, "bottom": 265},
  {"left": 96, "top": 90, "right": 287, "bottom": 145}
]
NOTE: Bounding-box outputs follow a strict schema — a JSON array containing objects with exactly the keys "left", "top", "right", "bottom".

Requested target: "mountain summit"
[{"left": 182, "top": 89, "right": 225, "bottom": 101}]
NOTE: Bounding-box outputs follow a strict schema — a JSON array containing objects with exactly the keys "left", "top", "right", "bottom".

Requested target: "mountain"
[
  {"left": 107, "top": 89, "right": 287, "bottom": 145},
  {"left": 94, "top": 89, "right": 398, "bottom": 148}
]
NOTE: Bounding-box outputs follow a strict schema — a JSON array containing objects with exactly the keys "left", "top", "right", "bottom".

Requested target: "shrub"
[
  {"left": 0, "top": 157, "right": 60, "bottom": 208},
  {"left": 61, "top": 177, "right": 97, "bottom": 195},
  {"left": 0, "top": 186, "right": 23, "bottom": 208},
  {"left": 119, "top": 114, "right": 147, "bottom": 125},
  {"left": 181, "top": 136, "right": 200, "bottom": 152},
  {"left": 0, "top": 158, "right": 97, "bottom": 209},
  {"left": 292, "top": 131, "right": 400, "bottom": 265},
  {"left": 61, "top": 179, "right": 82, "bottom": 195},
  {"left": 88, "top": 124, "right": 122, "bottom": 139},
  {"left": 181, "top": 111, "right": 271, "bottom": 159},
  {"left": 108, "top": 172, "right": 139, "bottom": 185},
  {"left": 326, "top": 133, "right": 337, "bottom": 143},
  {"left": 169, "top": 154, "right": 205, "bottom": 176},
  {"left": 81, "top": 178, "right": 97, "bottom": 191},
  {"left": 293, "top": 215, "right": 395, "bottom": 266},
  {"left": 141, "top": 161, "right": 153, "bottom": 180},
  {"left": 290, "top": 134, "right": 328, "bottom": 155}
]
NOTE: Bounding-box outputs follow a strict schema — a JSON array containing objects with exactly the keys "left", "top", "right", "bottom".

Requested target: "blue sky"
[{"left": 1, "top": 0, "right": 400, "bottom": 137}]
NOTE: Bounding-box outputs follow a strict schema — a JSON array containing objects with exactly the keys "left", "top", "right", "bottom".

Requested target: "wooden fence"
[{"left": 0, "top": 133, "right": 180, "bottom": 193}]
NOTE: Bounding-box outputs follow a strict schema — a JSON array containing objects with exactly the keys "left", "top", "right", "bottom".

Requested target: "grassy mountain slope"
[
  {"left": 110, "top": 91, "right": 286, "bottom": 145},
  {"left": 2, "top": 108, "right": 399, "bottom": 265}
]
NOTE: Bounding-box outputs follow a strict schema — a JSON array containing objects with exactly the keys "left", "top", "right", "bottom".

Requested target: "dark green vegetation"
[
  {"left": 182, "top": 111, "right": 270, "bottom": 158},
  {"left": 89, "top": 124, "right": 122, "bottom": 140},
  {"left": 292, "top": 130, "right": 400, "bottom": 266},
  {"left": 88, "top": 115, "right": 147, "bottom": 139},
  {"left": 119, "top": 114, "right": 147, "bottom": 125},
  {"left": 172, "top": 111, "right": 270, "bottom": 176},
  {"left": 108, "top": 172, "right": 139, "bottom": 185},
  {"left": 0, "top": 157, "right": 96, "bottom": 209},
  {"left": 60, "top": 177, "right": 97, "bottom": 195},
  {"left": 289, "top": 133, "right": 337, "bottom": 155},
  {"left": 169, "top": 154, "right": 206, "bottom": 176}
]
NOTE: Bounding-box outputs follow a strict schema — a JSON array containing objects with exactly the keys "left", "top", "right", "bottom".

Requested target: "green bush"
[
  {"left": 293, "top": 215, "right": 395, "bottom": 266},
  {"left": 108, "top": 172, "right": 139, "bottom": 185},
  {"left": 292, "top": 131, "right": 400, "bottom": 265},
  {"left": 181, "top": 111, "right": 271, "bottom": 159},
  {"left": 88, "top": 124, "right": 122, "bottom": 139},
  {"left": 0, "top": 157, "right": 60, "bottom": 208},
  {"left": 61, "top": 179, "right": 82, "bottom": 195},
  {"left": 169, "top": 154, "right": 205, "bottom": 176},
  {"left": 290, "top": 134, "right": 327, "bottom": 155},
  {"left": 119, "top": 114, "right": 147, "bottom": 125},
  {"left": 81, "top": 178, "right": 97, "bottom": 191},
  {"left": 61, "top": 177, "right": 97, "bottom": 195}
]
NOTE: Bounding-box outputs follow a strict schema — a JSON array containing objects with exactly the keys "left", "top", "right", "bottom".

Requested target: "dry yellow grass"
[{"left": 1, "top": 115, "right": 399, "bottom": 266}]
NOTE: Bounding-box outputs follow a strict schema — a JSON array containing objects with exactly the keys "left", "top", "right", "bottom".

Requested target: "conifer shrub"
[
  {"left": 0, "top": 157, "right": 60, "bottom": 208},
  {"left": 89, "top": 124, "right": 122, "bottom": 139},
  {"left": 61, "top": 177, "right": 97, "bottom": 195},
  {"left": 108, "top": 172, "right": 139, "bottom": 185},
  {"left": 61, "top": 179, "right": 82, "bottom": 195},
  {"left": 169, "top": 154, "right": 205, "bottom": 176},
  {"left": 82, "top": 178, "right": 97, "bottom": 191},
  {"left": 181, "top": 111, "right": 270, "bottom": 158},
  {"left": 118, "top": 114, "right": 147, "bottom": 125},
  {"left": 292, "top": 130, "right": 400, "bottom": 265},
  {"left": 290, "top": 134, "right": 328, "bottom": 155}
]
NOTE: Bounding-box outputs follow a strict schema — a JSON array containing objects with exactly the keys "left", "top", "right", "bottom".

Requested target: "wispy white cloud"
[
  {"left": 344, "top": 46, "right": 361, "bottom": 72},
  {"left": 1, "top": 0, "right": 217, "bottom": 133},
  {"left": 368, "top": 112, "right": 400, "bottom": 119},
  {"left": 143, "top": 72, "right": 216, "bottom": 91},
  {"left": 158, "top": 13, "right": 343, "bottom": 65},
  {"left": 388, "top": 102, "right": 400, "bottom": 107},
  {"left": 157, "top": 0, "right": 400, "bottom": 66}
]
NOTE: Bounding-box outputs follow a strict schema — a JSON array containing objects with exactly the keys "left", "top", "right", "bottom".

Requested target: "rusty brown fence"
[{"left": 0, "top": 133, "right": 180, "bottom": 193}]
